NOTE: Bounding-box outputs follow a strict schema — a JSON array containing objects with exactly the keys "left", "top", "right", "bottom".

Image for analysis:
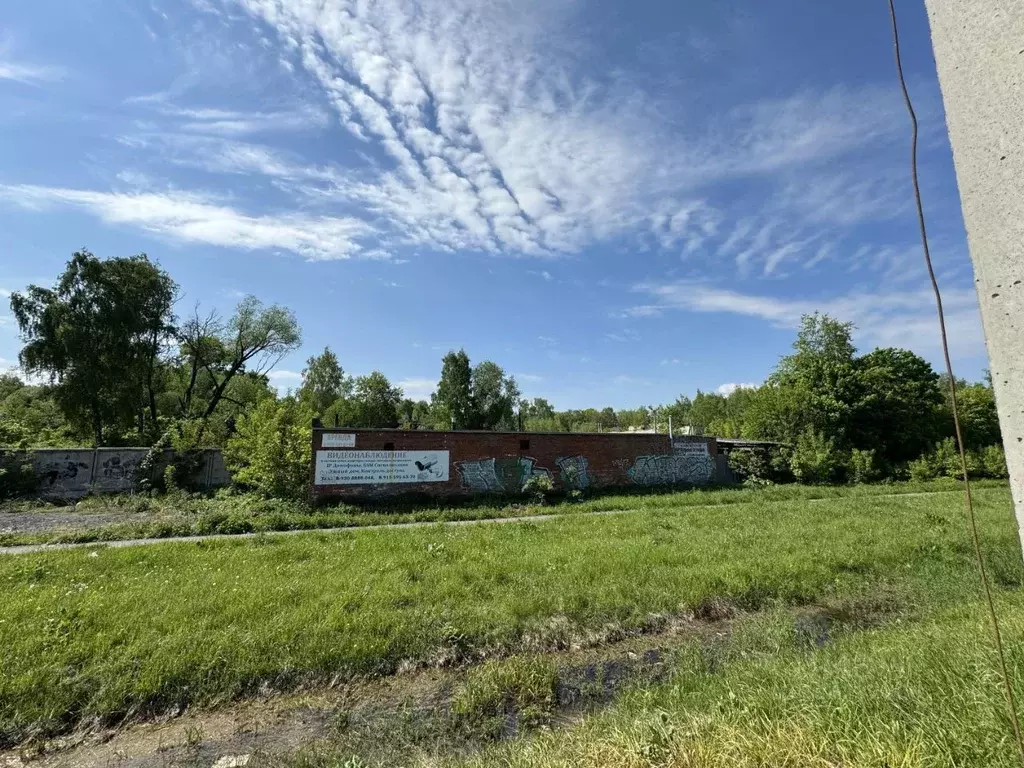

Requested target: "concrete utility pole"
[{"left": 924, "top": 1, "right": 1024, "bottom": 551}]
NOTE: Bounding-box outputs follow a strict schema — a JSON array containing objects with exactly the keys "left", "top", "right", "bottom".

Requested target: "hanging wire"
[{"left": 886, "top": 1, "right": 1024, "bottom": 763}]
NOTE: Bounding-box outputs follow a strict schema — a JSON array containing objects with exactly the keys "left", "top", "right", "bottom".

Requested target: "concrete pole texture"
[{"left": 924, "top": 1, "right": 1024, "bottom": 547}]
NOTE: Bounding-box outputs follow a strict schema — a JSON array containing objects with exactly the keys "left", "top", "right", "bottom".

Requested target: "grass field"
[
  {"left": 441, "top": 599, "right": 1024, "bottom": 768},
  {"left": 1, "top": 481, "right": 1021, "bottom": 764},
  {"left": 0, "top": 477, "right": 1002, "bottom": 547}
]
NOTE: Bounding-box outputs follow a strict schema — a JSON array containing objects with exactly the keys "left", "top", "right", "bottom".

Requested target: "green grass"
[
  {"left": 0, "top": 477, "right": 1000, "bottom": 547},
  {"left": 445, "top": 598, "right": 1024, "bottom": 768},
  {"left": 0, "top": 483, "right": 1018, "bottom": 748}
]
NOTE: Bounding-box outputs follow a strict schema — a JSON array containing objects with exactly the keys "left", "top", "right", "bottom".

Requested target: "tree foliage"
[
  {"left": 225, "top": 397, "right": 312, "bottom": 500},
  {"left": 299, "top": 347, "right": 351, "bottom": 417},
  {"left": 10, "top": 250, "right": 177, "bottom": 445},
  {"left": 178, "top": 296, "right": 301, "bottom": 422},
  {"left": 432, "top": 350, "right": 473, "bottom": 429}
]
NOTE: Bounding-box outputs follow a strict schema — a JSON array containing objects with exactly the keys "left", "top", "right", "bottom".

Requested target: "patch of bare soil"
[
  {"left": 1, "top": 612, "right": 736, "bottom": 768},
  {"left": 0, "top": 511, "right": 128, "bottom": 537},
  {"left": 1, "top": 595, "right": 902, "bottom": 768}
]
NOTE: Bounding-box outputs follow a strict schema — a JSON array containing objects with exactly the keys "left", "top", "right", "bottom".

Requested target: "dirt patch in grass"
[{"left": 2, "top": 594, "right": 905, "bottom": 768}]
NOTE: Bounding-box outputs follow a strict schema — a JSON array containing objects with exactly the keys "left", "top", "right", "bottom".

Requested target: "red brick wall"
[{"left": 311, "top": 429, "right": 718, "bottom": 502}]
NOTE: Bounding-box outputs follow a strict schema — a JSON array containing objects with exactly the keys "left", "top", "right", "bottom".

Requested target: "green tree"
[
  {"left": 522, "top": 398, "right": 559, "bottom": 432},
  {"left": 599, "top": 407, "right": 618, "bottom": 430},
  {"left": 947, "top": 381, "right": 1002, "bottom": 449},
  {"left": 769, "top": 313, "right": 860, "bottom": 442},
  {"left": 10, "top": 250, "right": 177, "bottom": 444},
  {"left": 350, "top": 371, "right": 403, "bottom": 428},
  {"left": 178, "top": 296, "right": 301, "bottom": 422},
  {"left": 616, "top": 408, "right": 651, "bottom": 431},
  {"left": 397, "top": 399, "right": 431, "bottom": 430},
  {"left": 432, "top": 350, "right": 473, "bottom": 429},
  {"left": 470, "top": 361, "right": 520, "bottom": 430},
  {"left": 743, "top": 383, "right": 808, "bottom": 443},
  {"left": 0, "top": 384, "right": 76, "bottom": 447},
  {"left": 0, "top": 374, "right": 24, "bottom": 402},
  {"left": 225, "top": 396, "right": 312, "bottom": 500},
  {"left": 850, "top": 348, "right": 943, "bottom": 465},
  {"left": 299, "top": 347, "right": 351, "bottom": 417}
]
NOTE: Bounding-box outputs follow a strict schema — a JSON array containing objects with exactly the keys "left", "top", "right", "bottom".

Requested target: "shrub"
[
  {"left": 909, "top": 438, "right": 999, "bottom": 481},
  {"left": 0, "top": 451, "right": 38, "bottom": 499},
  {"left": 930, "top": 437, "right": 961, "bottom": 479},
  {"left": 727, "top": 447, "right": 794, "bottom": 485},
  {"left": 848, "top": 448, "right": 884, "bottom": 484},
  {"left": 522, "top": 473, "right": 555, "bottom": 504},
  {"left": 789, "top": 430, "right": 848, "bottom": 485},
  {"left": 981, "top": 444, "right": 1009, "bottom": 479},
  {"left": 225, "top": 397, "right": 313, "bottom": 501},
  {"left": 908, "top": 455, "right": 938, "bottom": 481}
]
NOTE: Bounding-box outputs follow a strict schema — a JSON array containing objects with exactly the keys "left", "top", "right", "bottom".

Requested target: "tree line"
[{"left": 1, "top": 251, "right": 1008, "bottom": 494}]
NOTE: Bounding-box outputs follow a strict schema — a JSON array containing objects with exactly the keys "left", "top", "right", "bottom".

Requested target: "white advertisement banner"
[
  {"left": 321, "top": 433, "right": 356, "bottom": 448},
  {"left": 314, "top": 450, "right": 450, "bottom": 485}
]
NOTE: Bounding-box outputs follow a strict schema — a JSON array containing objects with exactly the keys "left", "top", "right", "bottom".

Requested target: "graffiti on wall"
[
  {"left": 457, "top": 457, "right": 552, "bottom": 493},
  {"left": 100, "top": 454, "right": 138, "bottom": 481},
  {"left": 627, "top": 453, "right": 716, "bottom": 486},
  {"left": 37, "top": 456, "right": 92, "bottom": 491},
  {"left": 556, "top": 456, "right": 590, "bottom": 490}
]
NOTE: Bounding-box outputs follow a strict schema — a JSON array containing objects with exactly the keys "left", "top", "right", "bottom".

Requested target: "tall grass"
[
  {"left": 450, "top": 600, "right": 1024, "bottom": 767},
  {"left": 0, "top": 485, "right": 1018, "bottom": 747}
]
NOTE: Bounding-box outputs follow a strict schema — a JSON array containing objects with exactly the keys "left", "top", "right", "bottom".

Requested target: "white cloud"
[
  {"left": 0, "top": 184, "right": 375, "bottom": 260},
  {"left": 0, "top": 35, "right": 63, "bottom": 85},
  {"left": 397, "top": 377, "right": 436, "bottom": 401},
  {"left": 150, "top": 104, "right": 331, "bottom": 135},
  {"left": 716, "top": 382, "right": 757, "bottom": 395},
  {"left": 514, "top": 373, "right": 544, "bottom": 383},
  {"left": 0, "top": 60, "right": 63, "bottom": 85},
  {"left": 268, "top": 369, "right": 302, "bottom": 393},
  {"left": 189, "top": 0, "right": 910, "bottom": 259},
  {"left": 115, "top": 170, "right": 159, "bottom": 189},
  {"left": 131, "top": 134, "right": 341, "bottom": 184},
  {"left": 629, "top": 281, "right": 985, "bottom": 360}
]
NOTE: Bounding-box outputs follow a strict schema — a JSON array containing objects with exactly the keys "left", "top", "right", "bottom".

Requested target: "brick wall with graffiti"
[{"left": 311, "top": 429, "right": 721, "bottom": 502}]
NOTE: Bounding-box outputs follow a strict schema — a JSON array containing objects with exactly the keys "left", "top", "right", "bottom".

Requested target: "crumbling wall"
[{"left": 2, "top": 448, "right": 231, "bottom": 499}]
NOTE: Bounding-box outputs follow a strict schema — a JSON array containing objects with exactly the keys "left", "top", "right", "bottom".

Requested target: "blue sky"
[{"left": 0, "top": 0, "right": 987, "bottom": 408}]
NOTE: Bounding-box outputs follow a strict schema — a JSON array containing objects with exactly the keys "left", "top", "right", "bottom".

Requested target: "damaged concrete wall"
[{"left": 4, "top": 448, "right": 231, "bottom": 499}]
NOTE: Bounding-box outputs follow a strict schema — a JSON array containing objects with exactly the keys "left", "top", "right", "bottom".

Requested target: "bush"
[
  {"left": 522, "top": 473, "right": 555, "bottom": 504},
  {"left": 225, "top": 397, "right": 313, "bottom": 501},
  {"left": 848, "top": 448, "right": 884, "bottom": 484},
  {"left": 908, "top": 455, "right": 938, "bottom": 481},
  {"left": 909, "top": 438, "right": 1003, "bottom": 481},
  {"left": 727, "top": 446, "right": 794, "bottom": 485},
  {"left": 0, "top": 451, "right": 38, "bottom": 500},
  {"left": 789, "top": 430, "right": 848, "bottom": 485},
  {"left": 982, "top": 444, "right": 1009, "bottom": 479}
]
